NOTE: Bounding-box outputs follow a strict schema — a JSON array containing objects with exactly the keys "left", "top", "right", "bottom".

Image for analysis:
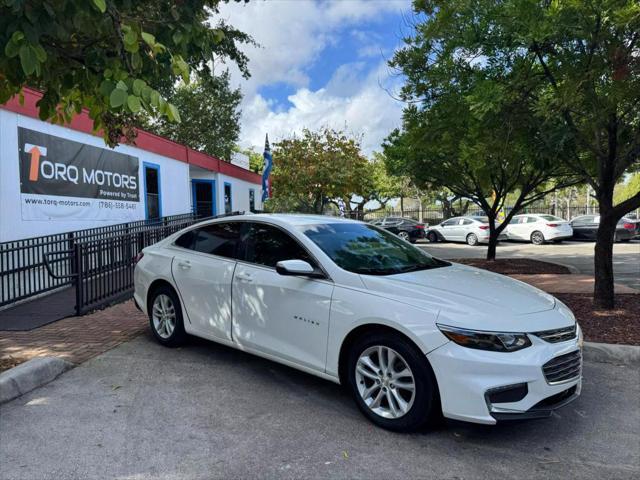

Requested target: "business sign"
[
  {"left": 231, "top": 151, "right": 250, "bottom": 170},
  {"left": 18, "top": 127, "right": 142, "bottom": 222}
]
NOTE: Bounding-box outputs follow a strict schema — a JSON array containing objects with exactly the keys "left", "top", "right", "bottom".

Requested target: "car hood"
[{"left": 359, "top": 263, "right": 561, "bottom": 330}]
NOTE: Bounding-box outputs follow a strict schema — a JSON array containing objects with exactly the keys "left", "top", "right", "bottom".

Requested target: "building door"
[
  {"left": 144, "top": 163, "right": 161, "bottom": 220},
  {"left": 224, "top": 182, "right": 232, "bottom": 214},
  {"left": 191, "top": 180, "right": 215, "bottom": 218}
]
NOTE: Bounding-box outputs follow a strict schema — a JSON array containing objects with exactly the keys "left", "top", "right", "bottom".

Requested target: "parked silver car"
[{"left": 426, "top": 216, "right": 506, "bottom": 246}]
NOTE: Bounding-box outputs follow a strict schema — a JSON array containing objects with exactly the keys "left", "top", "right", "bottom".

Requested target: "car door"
[
  {"left": 439, "top": 218, "right": 459, "bottom": 241},
  {"left": 232, "top": 222, "right": 334, "bottom": 372},
  {"left": 571, "top": 215, "right": 596, "bottom": 240},
  {"left": 171, "top": 222, "right": 242, "bottom": 341},
  {"left": 506, "top": 216, "right": 525, "bottom": 239}
]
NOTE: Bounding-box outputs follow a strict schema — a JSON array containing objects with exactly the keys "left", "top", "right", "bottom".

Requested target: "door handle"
[
  {"left": 235, "top": 271, "right": 253, "bottom": 282},
  {"left": 177, "top": 261, "right": 191, "bottom": 269}
]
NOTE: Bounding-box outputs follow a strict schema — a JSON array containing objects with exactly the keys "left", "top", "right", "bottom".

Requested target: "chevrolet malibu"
[{"left": 134, "top": 214, "right": 582, "bottom": 432}]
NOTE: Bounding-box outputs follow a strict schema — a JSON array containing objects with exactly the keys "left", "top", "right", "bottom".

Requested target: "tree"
[
  {"left": 268, "top": 128, "right": 370, "bottom": 214},
  {"left": 396, "top": 1, "right": 640, "bottom": 307},
  {"left": 614, "top": 173, "right": 640, "bottom": 206},
  {"left": 384, "top": 74, "right": 576, "bottom": 260},
  {"left": 143, "top": 71, "right": 241, "bottom": 160},
  {"left": 1, "top": 0, "right": 251, "bottom": 147}
]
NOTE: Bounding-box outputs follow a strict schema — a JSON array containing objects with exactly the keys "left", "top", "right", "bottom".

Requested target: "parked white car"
[
  {"left": 426, "top": 216, "right": 507, "bottom": 245},
  {"left": 134, "top": 214, "right": 582, "bottom": 431},
  {"left": 505, "top": 214, "right": 573, "bottom": 245}
]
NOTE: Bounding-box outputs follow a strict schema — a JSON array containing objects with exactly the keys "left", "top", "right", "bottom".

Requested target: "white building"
[{"left": 0, "top": 88, "right": 263, "bottom": 242}]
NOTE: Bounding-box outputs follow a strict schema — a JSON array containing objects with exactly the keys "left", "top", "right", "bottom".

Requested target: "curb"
[
  {"left": 583, "top": 341, "right": 640, "bottom": 366},
  {"left": 0, "top": 357, "right": 74, "bottom": 404}
]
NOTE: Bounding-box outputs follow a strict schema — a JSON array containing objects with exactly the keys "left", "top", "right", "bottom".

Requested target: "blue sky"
[{"left": 215, "top": 0, "right": 412, "bottom": 154}]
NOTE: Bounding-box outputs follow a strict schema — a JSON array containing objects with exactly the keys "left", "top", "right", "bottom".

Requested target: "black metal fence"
[{"left": 0, "top": 213, "right": 201, "bottom": 309}]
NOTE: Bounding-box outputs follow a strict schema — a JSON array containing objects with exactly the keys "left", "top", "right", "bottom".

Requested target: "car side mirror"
[{"left": 276, "top": 259, "right": 325, "bottom": 279}]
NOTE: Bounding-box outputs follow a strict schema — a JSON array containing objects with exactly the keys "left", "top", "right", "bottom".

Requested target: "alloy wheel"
[
  {"left": 152, "top": 294, "right": 176, "bottom": 339},
  {"left": 398, "top": 231, "right": 410, "bottom": 241},
  {"left": 531, "top": 231, "right": 545, "bottom": 245},
  {"left": 355, "top": 346, "right": 416, "bottom": 419},
  {"left": 467, "top": 233, "right": 478, "bottom": 246}
]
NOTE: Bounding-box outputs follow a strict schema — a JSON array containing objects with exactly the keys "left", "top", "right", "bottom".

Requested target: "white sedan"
[
  {"left": 134, "top": 214, "right": 582, "bottom": 431},
  {"left": 505, "top": 214, "right": 574, "bottom": 245}
]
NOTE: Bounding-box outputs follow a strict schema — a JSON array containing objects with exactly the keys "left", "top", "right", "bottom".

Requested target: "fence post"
[
  {"left": 74, "top": 243, "right": 83, "bottom": 316},
  {"left": 67, "top": 231, "right": 76, "bottom": 278}
]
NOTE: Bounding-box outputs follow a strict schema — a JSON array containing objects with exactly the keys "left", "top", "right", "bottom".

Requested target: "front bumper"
[{"left": 427, "top": 328, "right": 582, "bottom": 425}]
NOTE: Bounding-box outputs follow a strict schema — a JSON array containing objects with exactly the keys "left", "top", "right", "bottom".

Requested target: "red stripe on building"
[{"left": 2, "top": 88, "right": 262, "bottom": 184}]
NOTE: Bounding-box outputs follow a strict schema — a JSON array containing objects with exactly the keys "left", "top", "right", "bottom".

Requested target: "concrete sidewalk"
[{"left": 510, "top": 274, "right": 638, "bottom": 294}]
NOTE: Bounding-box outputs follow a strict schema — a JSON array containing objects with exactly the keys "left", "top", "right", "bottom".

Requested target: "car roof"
[{"left": 198, "top": 213, "right": 361, "bottom": 228}]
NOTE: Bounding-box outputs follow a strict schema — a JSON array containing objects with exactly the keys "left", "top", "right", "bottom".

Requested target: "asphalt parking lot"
[
  {"left": 420, "top": 240, "right": 640, "bottom": 290},
  {"left": 1, "top": 333, "right": 638, "bottom": 480}
]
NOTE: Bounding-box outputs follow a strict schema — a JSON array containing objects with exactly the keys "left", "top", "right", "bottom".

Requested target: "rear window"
[{"left": 539, "top": 215, "right": 564, "bottom": 222}]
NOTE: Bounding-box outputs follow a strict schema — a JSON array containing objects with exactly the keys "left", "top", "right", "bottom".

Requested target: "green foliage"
[
  {"left": 0, "top": 0, "right": 252, "bottom": 147},
  {"left": 394, "top": 0, "right": 640, "bottom": 215},
  {"left": 267, "top": 128, "right": 370, "bottom": 214},
  {"left": 142, "top": 71, "right": 241, "bottom": 160},
  {"left": 614, "top": 173, "right": 640, "bottom": 205}
]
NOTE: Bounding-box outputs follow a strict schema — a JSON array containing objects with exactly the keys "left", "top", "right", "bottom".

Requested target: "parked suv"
[
  {"left": 505, "top": 214, "right": 573, "bottom": 245},
  {"left": 426, "top": 216, "right": 505, "bottom": 246},
  {"left": 369, "top": 217, "right": 426, "bottom": 243}
]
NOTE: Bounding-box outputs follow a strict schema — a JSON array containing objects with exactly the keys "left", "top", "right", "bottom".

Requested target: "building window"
[
  {"left": 144, "top": 163, "right": 161, "bottom": 219},
  {"left": 249, "top": 189, "right": 255, "bottom": 212},
  {"left": 224, "top": 182, "right": 232, "bottom": 214}
]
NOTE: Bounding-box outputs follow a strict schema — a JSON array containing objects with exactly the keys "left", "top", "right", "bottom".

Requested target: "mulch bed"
[
  {"left": 554, "top": 293, "right": 640, "bottom": 345},
  {"left": 453, "top": 258, "right": 572, "bottom": 275},
  {"left": 0, "top": 356, "right": 27, "bottom": 373}
]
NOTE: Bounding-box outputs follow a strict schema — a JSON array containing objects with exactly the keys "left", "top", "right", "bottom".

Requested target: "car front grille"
[
  {"left": 542, "top": 350, "right": 582, "bottom": 384},
  {"left": 533, "top": 324, "right": 577, "bottom": 343}
]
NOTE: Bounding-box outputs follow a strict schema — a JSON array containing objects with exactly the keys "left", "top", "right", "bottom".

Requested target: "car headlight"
[{"left": 437, "top": 324, "right": 532, "bottom": 352}]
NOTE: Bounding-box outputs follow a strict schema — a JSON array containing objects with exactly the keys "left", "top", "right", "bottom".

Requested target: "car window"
[
  {"left": 461, "top": 218, "right": 473, "bottom": 225},
  {"left": 572, "top": 216, "right": 593, "bottom": 225},
  {"left": 242, "top": 222, "right": 315, "bottom": 268},
  {"left": 526, "top": 217, "right": 539, "bottom": 223},
  {"left": 301, "top": 223, "right": 449, "bottom": 275},
  {"left": 511, "top": 216, "right": 524, "bottom": 224},
  {"left": 441, "top": 218, "right": 458, "bottom": 226},
  {"left": 174, "top": 229, "right": 197, "bottom": 249},
  {"left": 191, "top": 222, "right": 242, "bottom": 259}
]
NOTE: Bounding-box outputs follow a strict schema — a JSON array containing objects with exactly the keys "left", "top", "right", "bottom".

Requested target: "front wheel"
[
  {"left": 149, "top": 286, "right": 187, "bottom": 347},
  {"left": 531, "top": 230, "right": 545, "bottom": 245},
  {"left": 347, "top": 332, "right": 440, "bottom": 432},
  {"left": 466, "top": 233, "right": 479, "bottom": 246},
  {"left": 427, "top": 231, "right": 438, "bottom": 243}
]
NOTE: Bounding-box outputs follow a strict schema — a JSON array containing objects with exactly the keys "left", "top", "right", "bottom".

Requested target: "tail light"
[
  {"left": 134, "top": 252, "right": 144, "bottom": 264},
  {"left": 623, "top": 223, "right": 634, "bottom": 230},
  {"left": 546, "top": 223, "right": 559, "bottom": 227},
  {"left": 479, "top": 225, "right": 489, "bottom": 230},
  {"left": 415, "top": 224, "right": 425, "bottom": 229}
]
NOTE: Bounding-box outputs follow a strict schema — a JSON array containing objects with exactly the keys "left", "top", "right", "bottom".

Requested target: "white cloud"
[
  {"left": 214, "top": 0, "right": 410, "bottom": 155},
  {"left": 239, "top": 61, "right": 404, "bottom": 155}
]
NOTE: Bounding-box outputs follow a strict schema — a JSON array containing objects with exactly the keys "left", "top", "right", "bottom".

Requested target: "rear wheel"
[
  {"left": 148, "top": 286, "right": 187, "bottom": 347},
  {"left": 531, "top": 231, "right": 545, "bottom": 245},
  {"left": 466, "top": 233, "right": 479, "bottom": 246},
  {"left": 398, "top": 231, "right": 410, "bottom": 242},
  {"left": 347, "top": 332, "right": 440, "bottom": 432}
]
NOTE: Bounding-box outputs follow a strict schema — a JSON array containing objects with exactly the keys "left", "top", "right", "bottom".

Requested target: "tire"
[
  {"left": 148, "top": 285, "right": 187, "bottom": 347},
  {"left": 346, "top": 331, "right": 440, "bottom": 432},
  {"left": 427, "top": 231, "right": 438, "bottom": 243},
  {"left": 466, "top": 233, "right": 479, "bottom": 246},
  {"left": 398, "top": 231, "right": 410, "bottom": 242},
  {"left": 530, "top": 231, "right": 545, "bottom": 245}
]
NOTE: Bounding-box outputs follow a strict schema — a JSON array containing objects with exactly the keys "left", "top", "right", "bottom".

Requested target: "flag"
[{"left": 262, "top": 134, "right": 273, "bottom": 202}]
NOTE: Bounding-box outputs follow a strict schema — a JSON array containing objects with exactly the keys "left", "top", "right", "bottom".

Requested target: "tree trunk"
[
  {"left": 486, "top": 216, "right": 498, "bottom": 261},
  {"left": 400, "top": 196, "right": 404, "bottom": 216},
  {"left": 593, "top": 207, "right": 617, "bottom": 309}
]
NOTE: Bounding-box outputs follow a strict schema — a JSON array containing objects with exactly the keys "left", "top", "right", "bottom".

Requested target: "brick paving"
[{"left": 0, "top": 300, "right": 147, "bottom": 369}]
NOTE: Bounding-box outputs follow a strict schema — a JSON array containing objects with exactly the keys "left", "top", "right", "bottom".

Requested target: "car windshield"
[{"left": 300, "top": 223, "right": 450, "bottom": 275}]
